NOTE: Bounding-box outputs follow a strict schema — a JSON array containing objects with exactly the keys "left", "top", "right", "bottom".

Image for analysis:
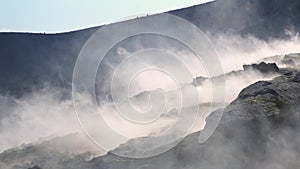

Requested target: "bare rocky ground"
[{"left": 0, "top": 54, "right": 299, "bottom": 169}]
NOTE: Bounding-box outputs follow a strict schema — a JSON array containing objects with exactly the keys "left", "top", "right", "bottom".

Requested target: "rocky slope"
[
  {"left": 1, "top": 0, "right": 300, "bottom": 168},
  {"left": 87, "top": 69, "right": 300, "bottom": 169},
  {"left": 1, "top": 66, "right": 299, "bottom": 169}
]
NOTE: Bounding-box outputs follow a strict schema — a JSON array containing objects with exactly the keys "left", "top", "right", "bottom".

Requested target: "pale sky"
[{"left": 0, "top": 0, "right": 213, "bottom": 33}]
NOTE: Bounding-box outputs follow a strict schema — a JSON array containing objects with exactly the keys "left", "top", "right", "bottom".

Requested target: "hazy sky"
[{"left": 0, "top": 0, "right": 213, "bottom": 33}]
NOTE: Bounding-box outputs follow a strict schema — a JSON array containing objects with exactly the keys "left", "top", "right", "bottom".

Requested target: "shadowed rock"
[
  {"left": 1, "top": 69, "right": 298, "bottom": 169},
  {"left": 243, "top": 62, "right": 279, "bottom": 74}
]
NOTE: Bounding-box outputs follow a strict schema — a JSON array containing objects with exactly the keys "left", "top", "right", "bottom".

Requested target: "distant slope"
[
  {"left": 1, "top": 0, "right": 300, "bottom": 96},
  {"left": 0, "top": 29, "right": 97, "bottom": 96},
  {"left": 170, "top": 0, "right": 300, "bottom": 39}
]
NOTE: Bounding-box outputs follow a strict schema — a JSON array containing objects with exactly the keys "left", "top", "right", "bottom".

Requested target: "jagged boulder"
[
  {"left": 192, "top": 76, "right": 207, "bottom": 86},
  {"left": 223, "top": 70, "right": 300, "bottom": 121},
  {"left": 243, "top": 62, "right": 280, "bottom": 74}
]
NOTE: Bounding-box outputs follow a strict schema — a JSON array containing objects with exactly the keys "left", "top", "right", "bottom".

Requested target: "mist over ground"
[
  {"left": 0, "top": 32, "right": 299, "bottom": 154},
  {"left": 0, "top": 0, "right": 300, "bottom": 168}
]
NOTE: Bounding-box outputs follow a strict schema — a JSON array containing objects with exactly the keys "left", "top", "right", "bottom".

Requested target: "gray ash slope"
[
  {"left": 1, "top": 65, "right": 299, "bottom": 169},
  {"left": 1, "top": 0, "right": 300, "bottom": 96}
]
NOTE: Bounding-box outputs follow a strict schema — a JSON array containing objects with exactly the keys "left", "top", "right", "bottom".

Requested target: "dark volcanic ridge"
[{"left": 1, "top": 0, "right": 300, "bottom": 97}]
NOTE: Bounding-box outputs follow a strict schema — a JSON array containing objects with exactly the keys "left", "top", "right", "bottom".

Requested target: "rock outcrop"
[
  {"left": 91, "top": 70, "right": 300, "bottom": 169},
  {"left": 243, "top": 62, "right": 279, "bottom": 74},
  {"left": 1, "top": 69, "right": 298, "bottom": 169}
]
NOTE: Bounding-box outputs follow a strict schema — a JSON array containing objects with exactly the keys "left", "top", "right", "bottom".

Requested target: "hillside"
[
  {"left": 1, "top": 0, "right": 300, "bottom": 96},
  {"left": 0, "top": 0, "right": 300, "bottom": 168}
]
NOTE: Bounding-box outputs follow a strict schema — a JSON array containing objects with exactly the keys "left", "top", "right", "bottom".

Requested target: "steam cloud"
[{"left": 0, "top": 31, "right": 299, "bottom": 156}]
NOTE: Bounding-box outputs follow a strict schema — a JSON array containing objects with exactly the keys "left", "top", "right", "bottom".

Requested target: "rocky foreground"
[
  {"left": 0, "top": 61, "right": 299, "bottom": 169},
  {"left": 87, "top": 69, "right": 300, "bottom": 169}
]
